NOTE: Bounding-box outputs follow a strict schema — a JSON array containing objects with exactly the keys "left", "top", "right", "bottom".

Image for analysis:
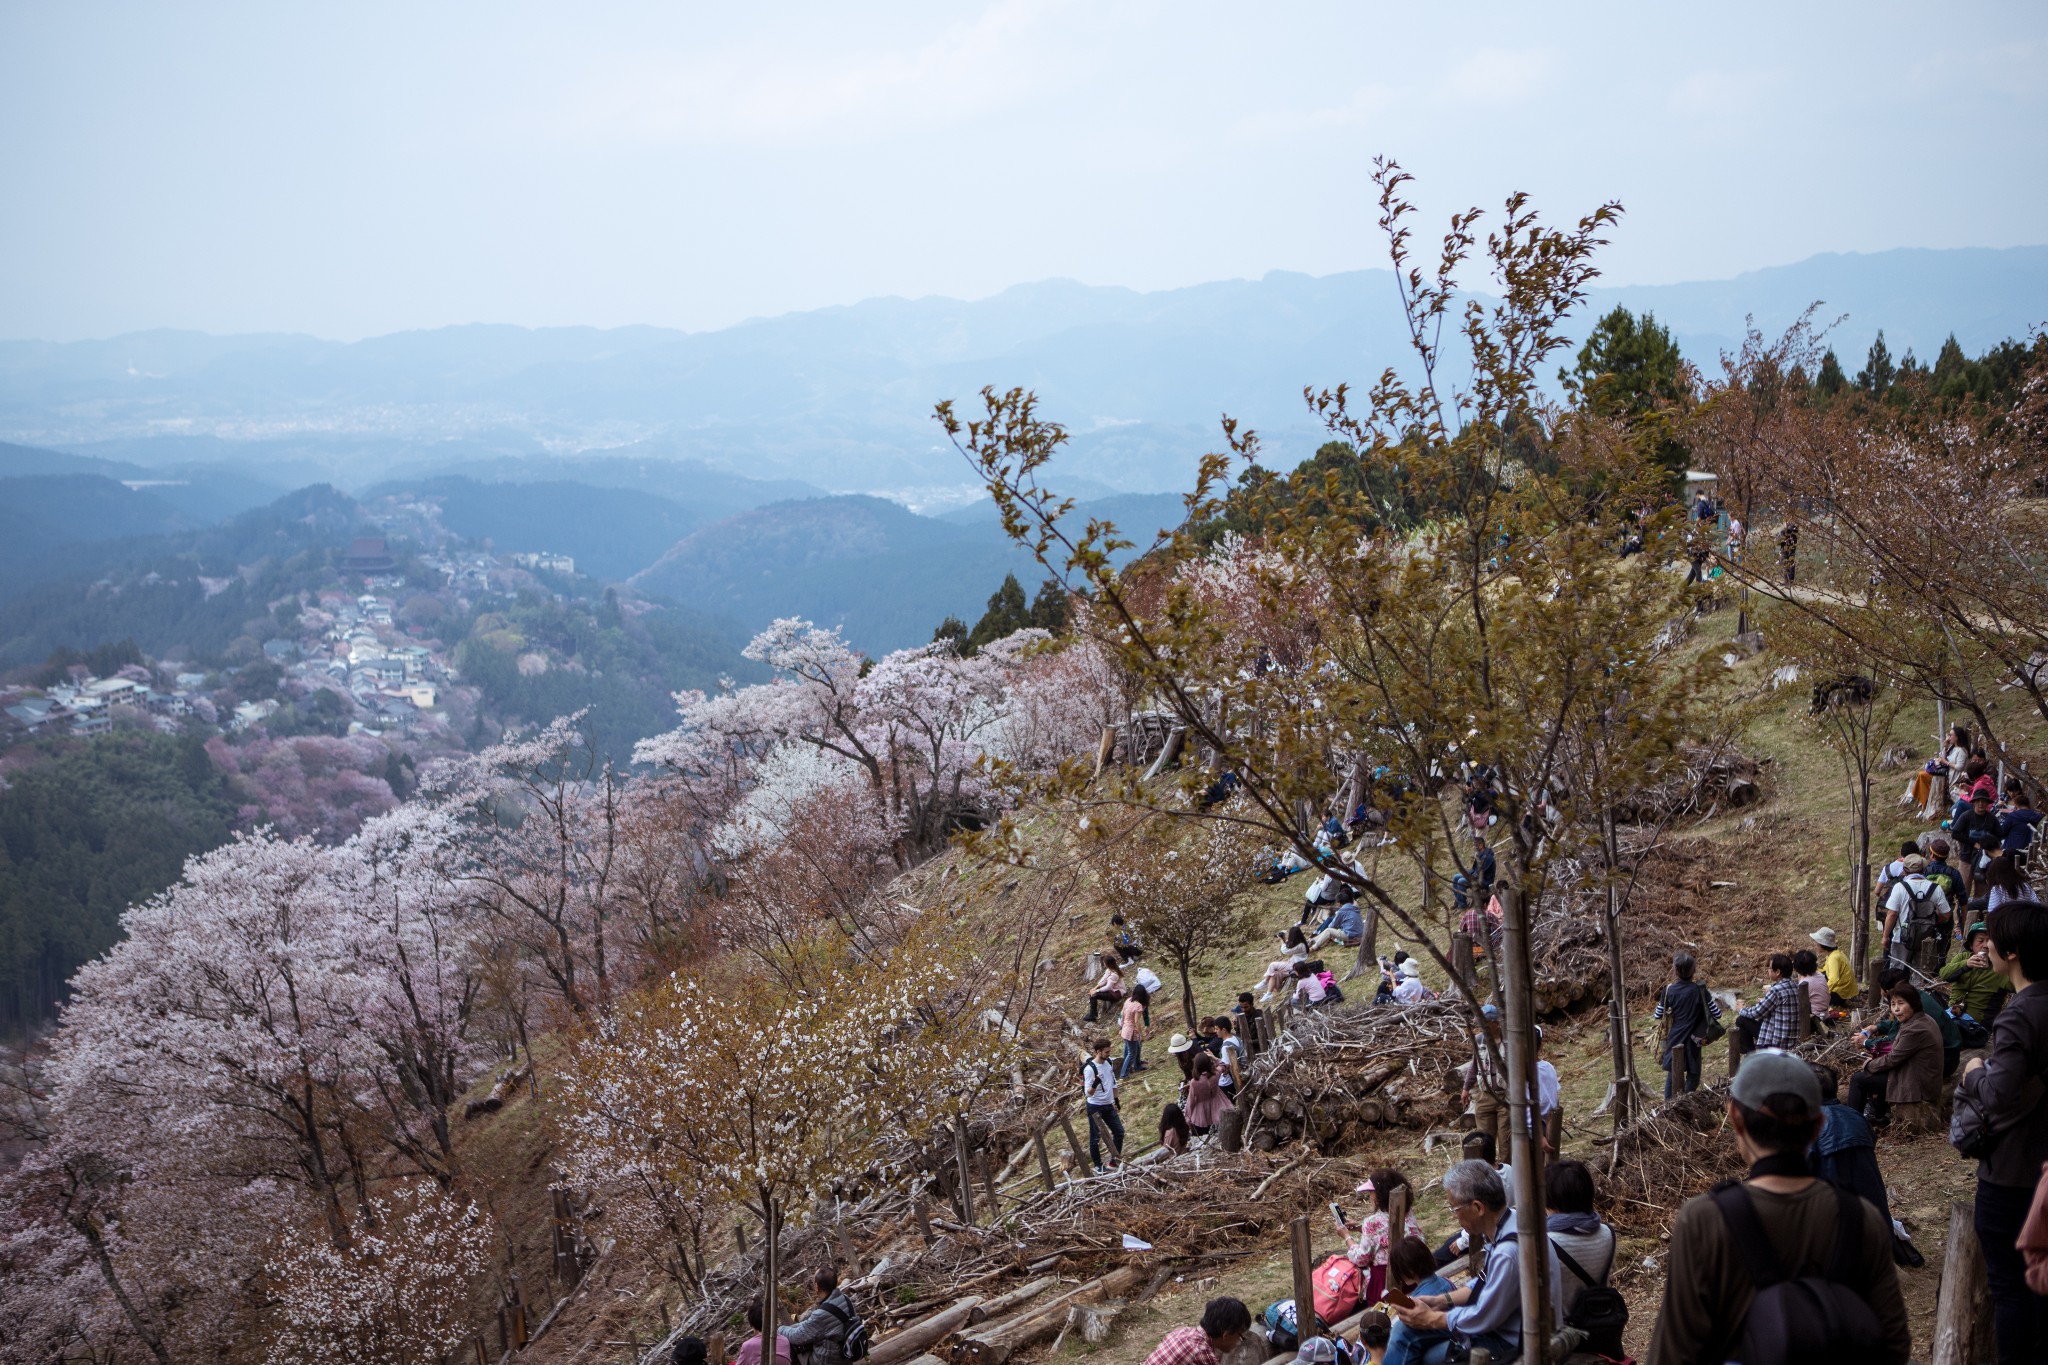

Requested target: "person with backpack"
[
  {"left": 1080, "top": 1038, "right": 1124, "bottom": 1172},
  {"left": 1142, "top": 1297, "right": 1251, "bottom": 1365},
  {"left": 1645, "top": 1049, "right": 1909, "bottom": 1365},
  {"left": 1952, "top": 898, "right": 2048, "bottom": 1365},
  {"left": 1811, "top": 926, "right": 1857, "bottom": 1007},
  {"left": 1546, "top": 1159, "right": 1626, "bottom": 1357},
  {"left": 1924, "top": 837, "right": 1965, "bottom": 906},
  {"left": 780, "top": 1267, "right": 866, "bottom": 1365},
  {"left": 1339, "top": 1168, "right": 1424, "bottom": 1304},
  {"left": 1389, "top": 1159, "right": 1566, "bottom": 1365},
  {"left": 1845, "top": 985, "right": 1943, "bottom": 1126},
  {"left": 1880, "top": 854, "right": 1949, "bottom": 971}
]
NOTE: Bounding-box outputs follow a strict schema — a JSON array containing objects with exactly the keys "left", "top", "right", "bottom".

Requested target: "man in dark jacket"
[
  {"left": 1955, "top": 899, "right": 2048, "bottom": 1365},
  {"left": 1646, "top": 1050, "right": 1908, "bottom": 1365},
  {"left": 1955, "top": 789, "right": 2006, "bottom": 892},
  {"left": 780, "top": 1267, "right": 857, "bottom": 1365},
  {"left": 1810, "top": 1063, "right": 1921, "bottom": 1267}
]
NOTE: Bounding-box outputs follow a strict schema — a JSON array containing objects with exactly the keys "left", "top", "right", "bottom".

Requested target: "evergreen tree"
[
  {"left": 964, "top": 574, "right": 1031, "bottom": 653},
  {"left": 932, "top": 616, "right": 968, "bottom": 650},
  {"left": 1815, "top": 349, "right": 1847, "bottom": 398},
  {"left": 1028, "top": 578, "right": 1069, "bottom": 634},
  {"left": 1856, "top": 330, "right": 1895, "bottom": 397},
  {"left": 1569, "top": 306, "right": 1689, "bottom": 479}
]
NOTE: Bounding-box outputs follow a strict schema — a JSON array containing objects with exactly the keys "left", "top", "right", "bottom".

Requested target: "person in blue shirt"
[
  {"left": 1309, "top": 900, "right": 1366, "bottom": 953},
  {"left": 1999, "top": 781, "right": 2041, "bottom": 863},
  {"left": 1809, "top": 1062, "right": 1922, "bottom": 1267},
  {"left": 1392, "top": 1160, "right": 1566, "bottom": 1365},
  {"left": 1380, "top": 1236, "right": 1455, "bottom": 1365}
]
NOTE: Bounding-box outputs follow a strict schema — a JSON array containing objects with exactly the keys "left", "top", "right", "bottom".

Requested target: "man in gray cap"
[{"left": 1646, "top": 1049, "right": 1909, "bottom": 1365}]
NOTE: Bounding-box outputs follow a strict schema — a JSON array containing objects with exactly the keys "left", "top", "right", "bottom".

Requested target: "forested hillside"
[{"left": 0, "top": 733, "right": 235, "bottom": 1031}]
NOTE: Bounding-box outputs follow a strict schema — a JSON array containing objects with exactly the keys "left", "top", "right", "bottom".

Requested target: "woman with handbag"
[{"left": 1652, "top": 952, "right": 1723, "bottom": 1097}]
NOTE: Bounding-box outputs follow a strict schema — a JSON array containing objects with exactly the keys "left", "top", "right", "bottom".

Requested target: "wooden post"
[
  {"left": 978, "top": 1148, "right": 1000, "bottom": 1217},
  {"left": 1931, "top": 1201, "right": 1994, "bottom": 1365},
  {"left": 1033, "top": 1132, "right": 1057, "bottom": 1192},
  {"left": 473, "top": 1337, "right": 488, "bottom": 1365},
  {"left": 1388, "top": 1183, "right": 1411, "bottom": 1241},
  {"left": 735, "top": 1220, "right": 749, "bottom": 1255},
  {"left": 835, "top": 1197, "right": 860, "bottom": 1278},
  {"left": 708, "top": 1336, "right": 726, "bottom": 1365},
  {"left": 954, "top": 1123, "right": 978, "bottom": 1224},
  {"left": 1093, "top": 726, "right": 1116, "bottom": 780},
  {"left": 497, "top": 1306, "right": 509, "bottom": 1354},
  {"left": 1727, "top": 1022, "right": 1743, "bottom": 1079},
  {"left": 1289, "top": 1216, "right": 1316, "bottom": 1333},
  {"left": 1058, "top": 1110, "right": 1089, "bottom": 1172},
  {"left": 1451, "top": 932, "right": 1477, "bottom": 997},
  {"left": 913, "top": 1191, "right": 934, "bottom": 1245}
]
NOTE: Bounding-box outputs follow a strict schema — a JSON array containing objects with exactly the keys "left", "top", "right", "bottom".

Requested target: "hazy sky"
[{"left": 3, "top": 0, "right": 2043, "bottom": 341}]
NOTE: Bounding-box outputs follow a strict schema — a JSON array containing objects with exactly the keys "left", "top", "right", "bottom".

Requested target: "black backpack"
[
  {"left": 1553, "top": 1233, "right": 1628, "bottom": 1358},
  {"left": 821, "top": 1300, "right": 870, "bottom": 1363},
  {"left": 1709, "top": 1182, "right": 1886, "bottom": 1365},
  {"left": 1897, "top": 880, "right": 1939, "bottom": 957}
]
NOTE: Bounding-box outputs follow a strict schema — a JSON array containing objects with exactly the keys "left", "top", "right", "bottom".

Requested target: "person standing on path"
[
  {"left": 1953, "top": 899, "right": 2048, "bottom": 1365},
  {"left": 1118, "top": 984, "right": 1150, "bottom": 1078},
  {"left": 1653, "top": 952, "right": 1722, "bottom": 1096},
  {"left": 1080, "top": 1038, "right": 1125, "bottom": 1173}
]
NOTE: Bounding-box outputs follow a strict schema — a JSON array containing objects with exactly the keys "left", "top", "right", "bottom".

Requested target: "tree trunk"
[
  {"left": 1849, "top": 766, "right": 1872, "bottom": 995},
  {"left": 1600, "top": 839, "right": 1640, "bottom": 1130},
  {"left": 1177, "top": 954, "right": 1198, "bottom": 1032},
  {"left": 1495, "top": 875, "right": 1554, "bottom": 1365},
  {"left": 762, "top": 1193, "right": 782, "bottom": 1338},
  {"left": 1342, "top": 905, "right": 1380, "bottom": 982}
]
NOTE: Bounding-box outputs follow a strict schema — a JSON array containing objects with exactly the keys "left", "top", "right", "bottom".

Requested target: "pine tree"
[
  {"left": 1815, "top": 349, "right": 1847, "bottom": 398},
  {"left": 1856, "top": 330, "right": 1895, "bottom": 397}
]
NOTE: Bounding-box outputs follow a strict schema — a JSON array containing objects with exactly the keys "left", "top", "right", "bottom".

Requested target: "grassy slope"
[{"left": 468, "top": 595, "right": 2032, "bottom": 1365}]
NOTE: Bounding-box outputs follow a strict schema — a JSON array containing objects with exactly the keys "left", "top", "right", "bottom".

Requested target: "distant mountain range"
[{"left": 2, "top": 246, "right": 2041, "bottom": 501}]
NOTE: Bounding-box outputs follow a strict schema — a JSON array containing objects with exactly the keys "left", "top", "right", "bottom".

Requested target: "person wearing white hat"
[
  {"left": 1393, "top": 958, "right": 1433, "bottom": 1004},
  {"left": 1810, "top": 926, "right": 1857, "bottom": 1005}
]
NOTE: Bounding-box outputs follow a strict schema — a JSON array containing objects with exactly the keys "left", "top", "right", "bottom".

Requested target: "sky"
[{"left": 2, "top": 0, "right": 2044, "bottom": 342}]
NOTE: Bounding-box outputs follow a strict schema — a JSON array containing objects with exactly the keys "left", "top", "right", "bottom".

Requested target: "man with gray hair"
[{"left": 1391, "top": 1158, "right": 1565, "bottom": 1364}]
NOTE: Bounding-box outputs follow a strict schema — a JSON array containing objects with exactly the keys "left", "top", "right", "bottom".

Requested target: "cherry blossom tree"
[{"left": 262, "top": 1181, "right": 494, "bottom": 1365}]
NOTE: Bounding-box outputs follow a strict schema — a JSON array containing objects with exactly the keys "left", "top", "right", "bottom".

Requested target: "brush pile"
[{"left": 1238, "top": 1001, "right": 1472, "bottom": 1154}]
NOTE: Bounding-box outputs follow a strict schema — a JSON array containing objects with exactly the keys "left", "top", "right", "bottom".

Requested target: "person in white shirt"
[
  {"left": 1080, "top": 1039, "right": 1124, "bottom": 1172},
  {"left": 1881, "top": 854, "right": 1950, "bottom": 969},
  {"left": 1533, "top": 1026, "right": 1561, "bottom": 1154},
  {"left": 1393, "top": 959, "right": 1433, "bottom": 1004}
]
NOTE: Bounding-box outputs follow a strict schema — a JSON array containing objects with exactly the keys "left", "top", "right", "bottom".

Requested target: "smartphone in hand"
[
  {"left": 1381, "top": 1286, "right": 1416, "bottom": 1310},
  {"left": 1329, "top": 1201, "right": 1348, "bottom": 1232}
]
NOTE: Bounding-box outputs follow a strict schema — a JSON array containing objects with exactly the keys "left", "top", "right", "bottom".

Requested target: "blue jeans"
[
  {"left": 1384, "top": 1275, "right": 1454, "bottom": 1365},
  {"left": 1085, "top": 1103, "right": 1124, "bottom": 1171},
  {"left": 1119, "top": 1039, "right": 1142, "bottom": 1078}
]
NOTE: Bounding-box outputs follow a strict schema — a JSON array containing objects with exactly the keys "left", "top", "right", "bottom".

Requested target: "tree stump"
[{"left": 1892, "top": 1101, "right": 1940, "bottom": 1136}]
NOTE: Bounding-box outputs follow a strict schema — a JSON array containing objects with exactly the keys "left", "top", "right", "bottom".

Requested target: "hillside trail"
[{"left": 486, "top": 603, "right": 2015, "bottom": 1365}]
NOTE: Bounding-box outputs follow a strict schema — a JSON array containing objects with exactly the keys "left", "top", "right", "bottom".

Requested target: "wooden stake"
[
  {"left": 1388, "top": 1183, "right": 1411, "bottom": 1242},
  {"left": 1727, "top": 1022, "right": 1743, "bottom": 1079},
  {"left": 913, "top": 1192, "right": 934, "bottom": 1246},
  {"left": 1289, "top": 1216, "right": 1316, "bottom": 1333},
  {"left": 978, "top": 1148, "right": 1000, "bottom": 1217},
  {"left": 1093, "top": 726, "right": 1116, "bottom": 780},
  {"left": 1033, "top": 1132, "right": 1057, "bottom": 1192},
  {"left": 1057, "top": 1110, "right": 1088, "bottom": 1172},
  {"left": 1931, "top": 1201, "right": 1993, "bottom": 1365},
  {"left": 954, "top": 1123, "right": 978, "bottom": 1225}
]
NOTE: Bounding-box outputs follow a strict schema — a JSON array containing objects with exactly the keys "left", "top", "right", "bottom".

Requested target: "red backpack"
[{"left": 1313, "top": 1254, "right": 1363, "bottom": 1324}]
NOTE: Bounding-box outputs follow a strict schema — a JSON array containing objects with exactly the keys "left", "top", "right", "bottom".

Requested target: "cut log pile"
[{"left": 1238, "top": 1002, "right": 1469, "bottom": 1154}]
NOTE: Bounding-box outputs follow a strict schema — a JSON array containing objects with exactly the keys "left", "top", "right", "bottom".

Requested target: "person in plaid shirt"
[
  {"left": 1143, "top": 1299, "right": 1251, "bottom": 1365},
  {"left": 1738, "top": 953, "right": 1807, "bottom": 1050}
]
